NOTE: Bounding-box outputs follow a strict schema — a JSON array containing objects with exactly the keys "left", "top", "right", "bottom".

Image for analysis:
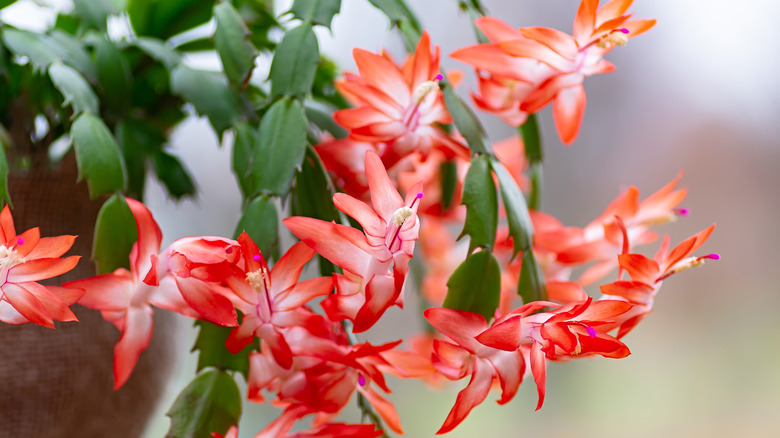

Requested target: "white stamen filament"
[
  {"left": 596, "top": 32, "right": 628, "bottom": 49},
  {"left": 392, "top": 207, "right": 415, "bottom": 227},
  {"left": 0, "top": 245, "right": 24, "bottom": 270},
  {"left": 411, "top": 80, "right": 439, "bottom": 104}
]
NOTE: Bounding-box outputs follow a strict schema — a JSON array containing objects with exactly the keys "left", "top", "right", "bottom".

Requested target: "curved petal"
[
  {"left": 573, "top": 0, "right": 599, "bottom": 45},
  {"left": 476, "top": 316, "right": 523, "bottom": 351},
  {"left": 333, "top": 106, "right": 390, "bottom": 130},
  {"left": 1, "top": 282, "right": 53, "bottom": 327},
  {"left": 284, "top": 217, "right": 374, "bottom": 276},
  {"left": 552, "top": 84, "right": 587, "bottom": 145},
  {"left": 497, "top": 39, "right": 574, "bottom": 72},
  {"left": 353, "top": 48, "right": 410, "bottom": 107},
  {"left": 530, "top": 342, "right": 547, "bottom": 410},
  {"left": 174, "top": 276, "right": 238, "bottom": 327},
  {"left": 8, "top": 255, "right": 80, "bottom": 283},
  {"left": 475, "top": 16, "right": 524, "bottom": 43},
  {"left": 360, "top": 385, "right": 403, "bottom": 435},
  {"left": 436, "top": 358, "right": 493, "bottom": 434},
  {"left": 409, "top": 31, "right": 434, "bottom": 90},
  {"left": 365, "top": 150, "right": 404, "bottom": 222},
  {"left": 519, "top": 27, "right": 579, "bottom": 60},
  {"left": 125, "top": 198, "right": 162, "bottom": 275},
  {"left": 113, "top": 305, "right": 154, "bottom": 389},
  {"left": 0, "top": 205, "right": 16, "bottom": 244},
  {"left": 26, "top": 235, "right": 77, "bottom": 259},
  {"left": 333, "top": 194, "right": 385, "bottom": 239},
  {"left": 353, "top": 274, "right": 396, "bottom": 333},
  {"left": 12, "top": 227, "right": 40, "bottom": 257},
  {"left": 521, "top": 72, "right": 583, "bottom": 114},
  {"left": 424, "top": 307, "right": 487, "bottom": 354},
  {"left": 450, "top": 44, "right": 537, "bottom": 82},
  {"left": 336, "top": 80, "right": 404, "bottom": 119},
  {"left": 488, "top": 350, "right": 525, "bottom": 405},
  {"left": 274, "top": 276, "right": 334, "bottom": 312},
  {"left": 270, "top": 241, "right": 316, "bottom": 295},
  {"left": 21, "top": 282, "right": 81, "bottom": 322},
  {"left": 66, "top": 271, "right": 133, "bottom": 311}
]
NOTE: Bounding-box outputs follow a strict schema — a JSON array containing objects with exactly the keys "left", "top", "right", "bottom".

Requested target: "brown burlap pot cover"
[{"left": 0, "top": 157, "right": 178, "bottom": 437}]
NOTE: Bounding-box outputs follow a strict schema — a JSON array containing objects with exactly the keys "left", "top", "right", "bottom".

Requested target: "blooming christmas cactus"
[{"left": 0, "top": 0, "right": 720, "bottom": 437}]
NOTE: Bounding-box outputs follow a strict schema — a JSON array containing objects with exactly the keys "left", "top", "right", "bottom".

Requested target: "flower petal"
[
  {"left": 7, "top": 255, "right": 80, "bottom": 283},
  {"left": 436, "top": 358, "right": 492, "bottom": 434},
  {"left": 113, "top": 306, "right": 154, "bottom": 389},
  {"left": 1, "top": 282, "right": 53, "bottom": 327},
  {"left": 552, "top": 83, "right": 587, "bottom": 145}
]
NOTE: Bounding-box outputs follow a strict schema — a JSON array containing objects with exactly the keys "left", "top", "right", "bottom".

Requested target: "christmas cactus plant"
[{"left": 0, "top": 0, "right": 718, "bottom": 437}]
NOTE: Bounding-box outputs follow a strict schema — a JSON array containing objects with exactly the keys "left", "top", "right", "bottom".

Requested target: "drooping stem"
[{"left": 519, "top": 114, "right": 543, "bottom": 210}]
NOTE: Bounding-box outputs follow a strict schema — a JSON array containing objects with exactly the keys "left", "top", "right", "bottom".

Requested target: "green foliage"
[
  {"left": 72, "top": 0, "right": 118, "bottom": 31},
  {"left": 0, "top": 1, "right": 18, "bottom": 11},
  {"left": 153, "top": 150, "right": 196, "bottom": 200},
  {"left": 439, "top": 160, "right": 458, "bottom": 211},
  {"left": 290, "top": 0, "right": 341, "bottom": 28},
  {"left": 116, "top": 118, "right": 166, "bottom": 200},
  {"left": 232, "top": 122, "right": 257, "bottom": 199},
  {"left": 304, "top": 105, "right": 346, "bottom": 139},
  {"left": 128, "top": 0, "right": 216, "bottom": 40},
  {"left": 134, "top": 37, "right": 182, "bottom": 69},
  {"left": 443, "top": 249, "right": 501, "bottom": 322},
  {"left": 214, "top": 2, "right": 257, "bottom": 87},
  {"left": 519, "top": 114, "right": 543, "bottom": 210},
  {"left": 459, "top": 155, "right": 497, "bottom": 254},
  {"left": 2, "top": 29, "right": 61, "bottom": 72},
  {"left": 490, "top": 158, "right": 533, "bottom": 254},
  {"left": 233, "top": 194, "right": 278, "bottom": 257},
  {"left": 441, "top": 81, "right": 491, "bottom": 155},
  {"left": 269, "top": 23, "right": 319, "bottom": 99},
  {"left": 48, "top": 62, "right": 98, "bottom": 116},
  {"left": 95, "top": 37, "right": 132, "bottom": 116},
  {"left": 250, "top": 98, "right": 307, "bottom": 197},
  {"left": 290, "top": 147, "right": 340, "bottom": 276},
  {"left": 366, "top": 0, "right": 422, "bottom": 52},
  {"left": 170, "top": 65, "right": 239, "bottom": 135},
  {"left": 166, "top": 368, "right": 242, "bottom": 438},
  {"left": 92, "top": 194, "right": 137, "bottom": 274},
  {"left": 518, "top": 249, "right": 546, "bottom": 305},
  {"left": 193, "top": 320, "right": 256, "bottom": 380},
  {"left": 70, "top": 113, "right": 127, "bottom": 198},
  {"left": 0, "top": 136, "right": 11, "bottom": 207}
]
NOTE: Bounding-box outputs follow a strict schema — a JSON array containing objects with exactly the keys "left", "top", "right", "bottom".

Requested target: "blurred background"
[{"left": 5, "top": 0, "right": 779, "bottom": 436}]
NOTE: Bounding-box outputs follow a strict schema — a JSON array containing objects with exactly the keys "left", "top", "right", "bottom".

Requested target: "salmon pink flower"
[
  {"left": 476, "top": 298, "right": 633, "bottom": 409},
  {"left": 600, "top": 224, "right": 717, "bottom": 337},
  {"left": 284, "top": 150, "right": 423, "bottom": 332},
  {"left": 424, "top": 307, "right": 525, "bottom": 434},
  {"left": 146, "top": 234, "right": 241, "bottom": 327},
  {"left": 0, "top": 205, "right": 82, "bottom": 328},
  {"left": 452, "top": 1, "right": 655, "bottom": 144},
  {"left": 334, "top": 31, "right": 467, "bottom": 168},
  {"left": 224, "top": 233, "right": 333, "bottom": 369},
  {"left": 65, "top": 198, "right": 199, "bottom": 388}
]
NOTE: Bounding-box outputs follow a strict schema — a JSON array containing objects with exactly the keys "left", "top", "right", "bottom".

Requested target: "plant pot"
[{"left": 0, "top": 156, "right": 178, "bottom": 437}]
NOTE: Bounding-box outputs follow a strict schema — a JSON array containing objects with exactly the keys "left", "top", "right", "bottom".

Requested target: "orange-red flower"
[
  {"left": 452, "top": 0, "right": 656, "bottom": 144},
  {"left": 334, "top": 31, "right": 467, "bottom": 168},
  {"left": 0, "top": 205, "right": 82, "bottom": 328}
]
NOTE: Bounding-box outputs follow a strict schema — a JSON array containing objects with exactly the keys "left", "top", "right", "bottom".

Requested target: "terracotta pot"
[{"left": 0, "top": 156, "right": 178, "bottom": 437}]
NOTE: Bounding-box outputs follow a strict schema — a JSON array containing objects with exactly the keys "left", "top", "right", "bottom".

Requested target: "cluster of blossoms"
[{"left": 1, "top": 1, "right": 719, "bottom": 437}]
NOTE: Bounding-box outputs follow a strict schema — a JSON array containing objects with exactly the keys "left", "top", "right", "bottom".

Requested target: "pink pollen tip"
[
  {"left": 358, "top": 375, "right": 366, "bottom": 387},
  {"left": 675, "top": 208, "right": 690, "bottom": 216},
  {"left": 225, "top": 247, "right": 233, "bottom": 254},
  {"left": 16, "top": 238, "right": 24, "bottom": 245},
  {"left": 252, "top": 254, "right": 261, "bottom": 261},
  {"left": 416, "top": 192, "right": 424, "bottom": 199},
  {"left": 586, "top": 326, "right": 597, "bottom": 338},
  {"left": 434, "top": 74, "right": 444, "bottom": 81},
  {"left": 618, "top": 28, "right": 630, "bottom": 34},
  {"left": 704, "top": 253, "right": 720, "bottom": 261}
]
